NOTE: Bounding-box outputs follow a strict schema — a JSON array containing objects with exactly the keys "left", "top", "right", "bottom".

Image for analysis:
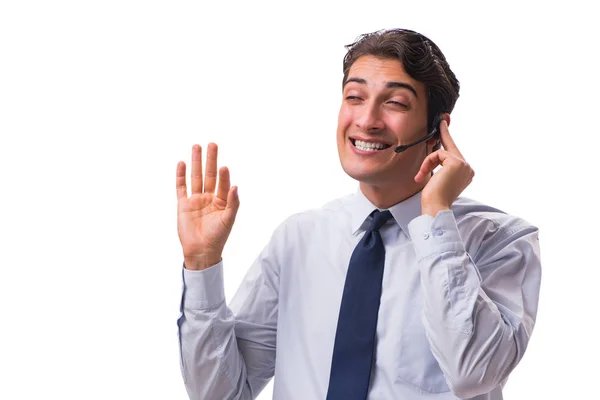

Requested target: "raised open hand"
[
  {"left": 414, "top": 117, "right": 474, "bottom": 217},
  {"left": 176, "top": 143, "right": 240, "bottom": 270}
]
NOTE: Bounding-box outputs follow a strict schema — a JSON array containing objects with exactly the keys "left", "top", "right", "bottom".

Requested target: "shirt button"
[{"left": 423, "top": 232, "right": 430, "bottom": 240}]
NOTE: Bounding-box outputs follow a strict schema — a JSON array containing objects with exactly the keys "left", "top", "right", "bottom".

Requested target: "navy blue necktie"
[{"left": 326, "top": 210, "right": 393, "bottom": 400}]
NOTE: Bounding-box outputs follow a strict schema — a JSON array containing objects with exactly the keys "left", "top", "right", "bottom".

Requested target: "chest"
[{"left": 275, "top": 222, "right": 452, "bottom": 395}]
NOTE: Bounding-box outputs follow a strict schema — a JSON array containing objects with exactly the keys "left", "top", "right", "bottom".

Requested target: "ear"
[
  {"left": 442, "top": 113, "right": 451, "bottom": 126},
  {"left": 426, "top": 113, "right": 450, "bottom": 151}
]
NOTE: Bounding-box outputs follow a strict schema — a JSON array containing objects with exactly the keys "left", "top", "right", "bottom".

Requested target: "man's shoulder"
[
  {"left": 277, "top": 193, "right": 354, "bottom": 230},
  {"left": 452, "top": 196, "right": 538, "bottom": 235}
]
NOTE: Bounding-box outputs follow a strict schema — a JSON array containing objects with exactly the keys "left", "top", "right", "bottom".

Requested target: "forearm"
[
  {"left": 178, "top": 263, "right": 252, "bottom": 400},
  {"left": 409, "top": 211, "right": 541, "bottom": 398},
  {"left": 419, "top": 251, "right": 524, "bottom": 398}
]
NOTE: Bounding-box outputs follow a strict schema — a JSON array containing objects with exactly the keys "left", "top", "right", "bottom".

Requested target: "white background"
[{"left": 1, "top": 1, "right": 598, "bottom": 399}]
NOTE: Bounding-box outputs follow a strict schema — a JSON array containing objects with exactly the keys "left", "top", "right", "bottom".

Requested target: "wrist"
[
  {"left": 184, "top": 254, "right": 222, "bottom": 271},
  {"left": 421, "top": 203, "right": 451, "bottom": 217}
]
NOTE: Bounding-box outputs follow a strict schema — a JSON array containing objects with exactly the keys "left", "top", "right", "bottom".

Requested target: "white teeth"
[{"left": 354, "top": 139, "right": 388, "bottom": 151}]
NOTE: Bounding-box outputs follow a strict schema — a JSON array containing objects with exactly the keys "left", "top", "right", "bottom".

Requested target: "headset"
[{"left": 394, "top": 114, "right": 443, "bottom": 153}]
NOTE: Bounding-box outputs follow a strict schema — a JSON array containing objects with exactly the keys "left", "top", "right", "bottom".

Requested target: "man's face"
[{"left": 337, "top": 55, "right": 430, "bottom": 185}]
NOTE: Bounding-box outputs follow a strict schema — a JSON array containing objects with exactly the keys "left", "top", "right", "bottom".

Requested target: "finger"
[
  {"left": 439, "top": 120, "right": 465, "bottom": 160},
  {"left": 414, "top": 150, "right": 448, "bottom": 182},
  {"left": 223, "top": 186, "right": 240, "bottom": 228},
  {"left": 176, "top": 161, "right": 188, "bottom": 199},
  {"left": 204, "top": 143, "right": 218, "bottom": 193},
  {"left": 215, "top": 166, "right": 230, "bottom": 202},
  {"left": 191, "top": 144, "right": 203, "bottom": 195}
]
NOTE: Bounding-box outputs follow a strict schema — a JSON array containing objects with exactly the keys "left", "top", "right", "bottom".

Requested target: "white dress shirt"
[{"left": 177, "top": 188, "right": 541, "bottom": 400}]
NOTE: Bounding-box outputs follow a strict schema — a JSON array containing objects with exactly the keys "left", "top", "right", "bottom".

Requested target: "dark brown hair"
[{"left": 343, "top": 29, "right": 460, "bottom": 150}]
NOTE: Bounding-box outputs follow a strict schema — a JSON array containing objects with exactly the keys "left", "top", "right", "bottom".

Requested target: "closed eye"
[{"left": 388, "top": 101, "right": 407, "bottom": 107}]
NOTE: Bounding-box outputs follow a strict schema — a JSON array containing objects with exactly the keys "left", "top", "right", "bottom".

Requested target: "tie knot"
[{"left": 368, "top": 210, "right": 393, "bottom": 232}]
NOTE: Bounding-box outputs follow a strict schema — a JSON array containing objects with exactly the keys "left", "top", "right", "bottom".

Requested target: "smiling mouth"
[{"left": 350, "top": 138, "right": 393, "bottom": 152}]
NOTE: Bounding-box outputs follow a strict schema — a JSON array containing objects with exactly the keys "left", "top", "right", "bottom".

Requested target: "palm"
[
  {"left": 178, "top": 193, "right": 229, "bottom": 254},
  {"left": 176, "top": 143, "right": 240, "bottom": 266}
]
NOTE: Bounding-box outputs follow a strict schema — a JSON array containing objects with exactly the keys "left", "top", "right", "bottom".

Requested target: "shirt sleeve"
[
  {"left": 407, "top": 210, "right": 541, "bottom": 399},
  {"left": 177, "top": 226, "right": 284, "bottom": 400}
]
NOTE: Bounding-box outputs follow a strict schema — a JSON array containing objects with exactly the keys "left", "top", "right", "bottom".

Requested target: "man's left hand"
[{"left": 414, "top": 117, "right": 474, "bottom": 217}]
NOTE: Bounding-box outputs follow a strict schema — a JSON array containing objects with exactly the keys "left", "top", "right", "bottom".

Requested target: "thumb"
[{"left": 223, "top": 186, "right": 240, "bottom": 228}]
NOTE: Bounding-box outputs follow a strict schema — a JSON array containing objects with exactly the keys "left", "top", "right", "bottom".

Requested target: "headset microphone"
[{"left": 394, "top": 114, "right": 443, "bottom": 153}]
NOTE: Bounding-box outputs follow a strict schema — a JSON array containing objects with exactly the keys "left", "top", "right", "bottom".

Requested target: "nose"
[{"left": 355, "top": 101, "right": 384, "bottom": 132}]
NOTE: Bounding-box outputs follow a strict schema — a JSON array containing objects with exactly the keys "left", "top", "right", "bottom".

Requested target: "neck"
[{"left": 359, "top": 176, "right": 428, "bottom": 209}]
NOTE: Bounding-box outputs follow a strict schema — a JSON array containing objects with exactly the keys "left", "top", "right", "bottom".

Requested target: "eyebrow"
[{"left": 344, "top": 77, "right": 418, "bottom": 98}]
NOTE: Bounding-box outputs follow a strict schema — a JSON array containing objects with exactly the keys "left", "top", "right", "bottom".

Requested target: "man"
[{"left": 175, "top": 28, "right": 541, "bottom": 400}]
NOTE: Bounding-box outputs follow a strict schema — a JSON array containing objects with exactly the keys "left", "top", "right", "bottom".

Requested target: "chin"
[{"left": 341, "top": 163, "right": 388, "bottom": 185}]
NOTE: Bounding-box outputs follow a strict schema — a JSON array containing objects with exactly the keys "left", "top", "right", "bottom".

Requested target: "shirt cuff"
[
  {"left": 407, "top": 210, "right": 466, "bottom": 261},
  {"left": 181, "top": 260, "right": 225, "bottom": 310}
]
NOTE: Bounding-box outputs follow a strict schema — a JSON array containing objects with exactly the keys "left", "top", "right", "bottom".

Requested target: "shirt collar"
[{"left": 349, "top": 187, "right": 423, "bottom": 239}]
